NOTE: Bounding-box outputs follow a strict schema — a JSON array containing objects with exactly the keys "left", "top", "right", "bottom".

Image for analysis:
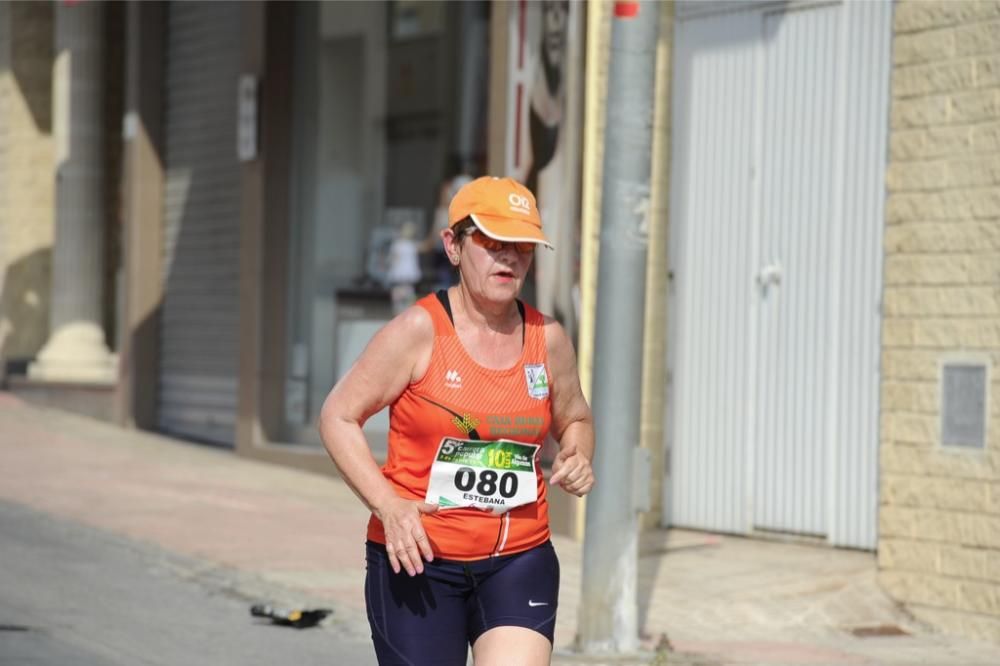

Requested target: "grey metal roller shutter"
[{"left": 158, "top": 1, "right": 241, "bottom": 446}]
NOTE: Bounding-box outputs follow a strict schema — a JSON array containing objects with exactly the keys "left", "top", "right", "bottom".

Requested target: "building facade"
[
  {"left": 0, "top": 1, "right": 56, "bottom": 382},
  {"left": 1, "top": 0, "right": 998, "bottom": 642},
  {"left": 877, "top": 0, "right": 1000, "bottom": 641}
]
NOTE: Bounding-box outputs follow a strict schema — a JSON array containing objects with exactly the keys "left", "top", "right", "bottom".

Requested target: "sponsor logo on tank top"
[
  {"left": 452, "top": 413, "right": 480, "bottom": 436},
  {"left": 524, "top": 364, "right": 549, "bottom": 399},
  {"left": 445, "top": 369, "right": 462, "bottom": 389}
]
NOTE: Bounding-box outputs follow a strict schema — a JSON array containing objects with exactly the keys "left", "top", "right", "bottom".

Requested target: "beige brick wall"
[
  {"left": 879, "top": 0, "right": 1000, "bottom": 643},
  {"left": 0, "top": 2, "right": 54, "bottom": 366}
]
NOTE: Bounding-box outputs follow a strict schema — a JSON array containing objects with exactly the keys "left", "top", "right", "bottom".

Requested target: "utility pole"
[{"left": 578, "top": 0, "right": 659, "bottom": 654}]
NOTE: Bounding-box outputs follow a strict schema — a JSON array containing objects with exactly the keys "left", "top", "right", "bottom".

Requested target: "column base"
[{"left": 28, "top": 322, "right": 118, "bottom": 384}]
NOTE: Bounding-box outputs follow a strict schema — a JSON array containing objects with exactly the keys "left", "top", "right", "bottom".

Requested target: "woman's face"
[{"left": 443, "top": 227, "right": 535, "bottom": 305}]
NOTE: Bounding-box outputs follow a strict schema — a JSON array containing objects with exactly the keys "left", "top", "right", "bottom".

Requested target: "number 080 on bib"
[{"left": 425, "top": 438, "right": 540, "bottom": 513}]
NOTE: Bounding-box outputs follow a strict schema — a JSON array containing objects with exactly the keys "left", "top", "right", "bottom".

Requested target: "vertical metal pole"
[{"left": 578, "top": 0, "right": 659, "bottom": 654}]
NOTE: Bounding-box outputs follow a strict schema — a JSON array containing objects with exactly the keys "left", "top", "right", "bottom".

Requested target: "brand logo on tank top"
[
  {"left": 452, "top": 413, "right": 480, "bottom": 435},
  {"left": 445, "top": 369, "right": 463, "bottom": 389},
  {"left": 524, "top": 364, "right": 549, "bottom": 399}
]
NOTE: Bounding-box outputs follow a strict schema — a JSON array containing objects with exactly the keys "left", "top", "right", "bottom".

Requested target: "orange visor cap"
[{"left": 448, "top": 176, "right": 554, "bottom": 249}]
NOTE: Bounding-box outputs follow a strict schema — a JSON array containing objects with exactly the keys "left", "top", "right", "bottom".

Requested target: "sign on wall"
[{"left": 237, "top": 74, "right": 258, "bottom": 162}]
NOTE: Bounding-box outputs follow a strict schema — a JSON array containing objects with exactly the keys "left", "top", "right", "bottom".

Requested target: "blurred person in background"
[
  {"left": 422, "top": 156, "right": 474, "bottom": 291},
  {"left": 386, "top": 221, "right": 423, "bottom": 314}
]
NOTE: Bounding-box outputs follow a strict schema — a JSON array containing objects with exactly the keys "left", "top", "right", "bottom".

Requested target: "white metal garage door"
[
  {"left": 665, "top": 0, "right": 891, "bottom": 549},
  {"left": 158, "top": 1, "right": 242, "bottom": 446}
]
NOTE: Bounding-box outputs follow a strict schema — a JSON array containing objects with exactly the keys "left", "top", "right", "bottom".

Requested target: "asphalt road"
[{"left": 0, "top": 500, "right": 376, "bottom": 666}]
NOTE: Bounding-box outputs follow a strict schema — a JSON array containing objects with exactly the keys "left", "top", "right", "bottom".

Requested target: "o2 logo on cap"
[{"left": 508, "top": 193, "right": 531, "bottom": 214}]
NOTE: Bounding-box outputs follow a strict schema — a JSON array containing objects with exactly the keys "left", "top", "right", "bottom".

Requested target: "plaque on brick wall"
[{"left": 941, "top": 362, "right": 988, "bottom": 449}]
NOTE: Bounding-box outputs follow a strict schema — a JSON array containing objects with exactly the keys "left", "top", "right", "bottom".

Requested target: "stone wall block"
[
  {"left": 883, "top": 318, "right": 917, "bottom": 346},
  {"left": 890, "top": 129, "right": 927, "bottom": 160},
  {"left": 935, "top": 450, "right": 996, "bottom": 481},
  {"left": 935, "top": 189, "right": 983, "bottom": 219},
  {"left": 892, "top": 94, "right": 951, "bottom": 129},
  {"left": 878, "top": 537, "right": 941, "bottom": 573},
  {"left": 881, "top": 381, "right": 938, "bottom": 412},
  {"left": 969, "top": 1, "right": 1000, "bottom": 22},
  {"left": 909, "top": 604, "right": 1000, "bottom": 642},
  {"left": 961, "top": 513, "right": 1000, "bottom": 548},
  {"left": 989, "top": 483, "right": 1000, "bottom": 515},
  {"left": 957, "top": 581, "right": 1000, "bottom": 615},
  {"left": 968, "top": 254, "right": 1000, "bottom": 284},
  {"left": 882, "top": 412, "right": 937, "bottom": 445},
  {"left": 976, "top": 55, "right": 1000, "bottom": 88},
  {"left": 887, "top": 160, "right": 949, "bottom": 190},
  {"left": 895, "top": 60, "right": 976, "bottom": 98},
  {"left": 882, "top": 569, "right": 960, "bottom": 607},
  {"left": 885, "top": 190, "right": 994, "bottom": 221},
  {"left": 879, "top": 503, "right": 919, "bottom": 538},
  {"left": 880, "top": 442, "right": 931, "bottom": 476},
  {"left": 894, "top": 27, "right": 955, "bottom": 66},
  {"left": 913, "top": 318, "right": 1000, "bottom": 348},
  {"left": 927, "top": 125, "right": 975, "bottom": 157},
  {"left": 885, "top": 222, "right": 1000, "bottom": 253},
  {"left": 941, "top": 545, "right": 988, "bottom": 578},
  {"left": 882, "top": 442, "right": 995, "bottom": 481},
  {"left": 882, "top": 475, "right": 922, "bottom": 506},
  {"left": 886, "top": 193, "right": 920, "bottom": 223},
  {"left": 988, "top": 552, "right": 1000, "bottom": 583},
  {"left": 950, "top": 89, "right": 999, "bottom": 124},
  {"left": 947, "top": 156, "right": 1000, "bottom": 187},
  {"left": 882, "top": 349, "right": 937, "bottom": 381},
  {"left": 884, "top": 255, "right": 972, "bottom": 285},
  {"left": 938, "top": 479, "right": 991, "bottom": 512},
  {"left": 955, "top": 21, "right": 1000, "bottom": 56},
  {"left": 920, "top": 509, "right": 966, "bottom": 542},
  {"left": 894, "top": 1, "right": 1000, "bottom": 34},
  {"left": 971, "top": 120, "right": 1000, "bottom": 154},
  {"left": 970, "top": 187, "right": 1000, "bottom": 217}
]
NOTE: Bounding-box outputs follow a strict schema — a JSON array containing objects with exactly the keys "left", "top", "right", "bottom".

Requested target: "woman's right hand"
[{"left": 376, "top": 497, "right": 439, "bottom": 576}]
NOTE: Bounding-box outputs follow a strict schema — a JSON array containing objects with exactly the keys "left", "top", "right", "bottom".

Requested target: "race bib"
[{"left": 425, "top": 437, "right": 540, "bottom": 513}]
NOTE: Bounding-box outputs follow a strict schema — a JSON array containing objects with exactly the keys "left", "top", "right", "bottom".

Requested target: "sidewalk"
[{"left": 2, "top": 393, "right": 999, "bottom": 665}]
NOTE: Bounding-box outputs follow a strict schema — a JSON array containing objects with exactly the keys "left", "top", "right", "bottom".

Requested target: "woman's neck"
[{"left": 450, "top": 285, "right": 519, "bottom": 334}]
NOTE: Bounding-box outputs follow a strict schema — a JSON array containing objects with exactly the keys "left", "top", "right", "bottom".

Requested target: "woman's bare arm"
[
  {"left": 317, "top": 305, "right": 436, "bottom": 575},
  {"left": 543, "top": 317, "right": 595, "bottom": 496}
]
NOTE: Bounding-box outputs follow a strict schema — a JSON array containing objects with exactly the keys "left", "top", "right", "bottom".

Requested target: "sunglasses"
[{"left": 464, "top": 229, "right": 537, "bottom": 255}]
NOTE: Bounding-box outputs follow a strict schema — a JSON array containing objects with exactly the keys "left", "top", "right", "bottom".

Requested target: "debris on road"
[{"left": 250, "top": 604, "right": 332, "bottom": 629}]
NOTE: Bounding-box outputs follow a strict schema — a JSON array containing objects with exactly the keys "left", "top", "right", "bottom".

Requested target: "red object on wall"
[
  {"left": 514, "top": 84, "right": 523, "bottom": 169},
  {"left": 614, "top": 2, "right": 640, "bottom": 18}
]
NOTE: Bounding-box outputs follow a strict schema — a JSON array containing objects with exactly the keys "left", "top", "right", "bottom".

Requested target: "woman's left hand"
[{"left": 548, "top": 442, "right": 594, "bottom": 497}]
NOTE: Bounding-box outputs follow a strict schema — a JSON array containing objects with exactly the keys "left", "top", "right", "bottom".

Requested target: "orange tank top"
[{"left": 366, "top": 292, "right": 552, "bottom": 560}]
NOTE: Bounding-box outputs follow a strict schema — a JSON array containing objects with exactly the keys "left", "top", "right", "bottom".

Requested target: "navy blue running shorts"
[{"left": 364, "top": 540, "right": 559, "bottom": 666}]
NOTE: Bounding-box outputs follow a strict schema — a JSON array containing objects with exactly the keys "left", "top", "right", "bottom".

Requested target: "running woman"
[{"left": 319, "top": 176, "right": 594, "bottom": 666}]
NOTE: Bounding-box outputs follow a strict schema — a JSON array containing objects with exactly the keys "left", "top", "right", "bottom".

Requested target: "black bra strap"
[
  {"left": 436, "top": 289, "right": 526, "bottom": 344},
  {"left": 517, "top": 300, "right": 526, "bottom": 345},
  {"left": 435, "top": 289, "right": 453, "bottom": 326}
]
